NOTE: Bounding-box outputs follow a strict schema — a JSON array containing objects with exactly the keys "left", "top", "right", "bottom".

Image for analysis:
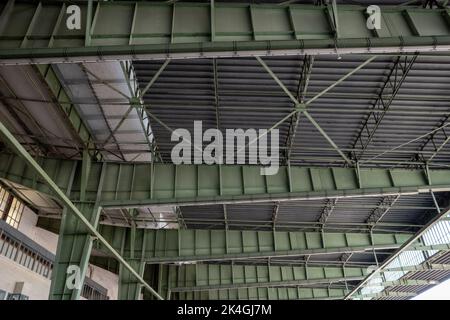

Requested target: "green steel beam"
[
  {"left": 367, "top": 194, "right": 400, "bottom": 226},
  {"left": 364, "top": 279, "right": 437, "bottom": 288},
  {"left": 38, "top": 211, "right": 426, "bottom": 234},
  {"left": 2, "top": 2, "right": 450, "bottom": 64},
  {"left": 410, "top": 243, "right": 450, "bottom": 251},
  {"left": 383, "top": 263, "right": 450, "bottom": 272},
  {"left": 118, "top": 217, "right": 147, "bottom": 300},
  {"left": 355, "top": 291, "right": 417, "bottom": 299},
  {"left": 119, "top": 260, "right": 146, "bottom": 300},
  {"left": 3, "top": 153, "right": 450, "bottom": 207},
  {"left": 173, "top": 286, "right": 348, "bottom": 300},
  {"left": 161, "top": 264, "right": 368, "bottom": 292},
  {"left": 95, "top": 225, "right": 411, "bottom": 263},
  {"left": 34, "top": 64, "right": 101, "bottom": 160}
]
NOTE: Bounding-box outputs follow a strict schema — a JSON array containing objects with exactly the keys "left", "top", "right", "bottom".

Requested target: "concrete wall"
[
  {"left": 17, "top": 207, "right": 58, "bottom": 254},
  {"left": 0, "top": 255, "right": 50, "bottom": 300},
  {"left": 0, "top": 206, "right": 119, "bottom": 300}
]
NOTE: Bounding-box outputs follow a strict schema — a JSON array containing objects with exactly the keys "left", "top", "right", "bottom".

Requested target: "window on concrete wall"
[
  {"left": 5, "top": 198, "right": 24, "bottom": 229},
  {"left": 0, "top": 185, "right": 24, "bottom": 229},
  {"left": 0, "top": 186, "right": 11, "bottom": 217}
]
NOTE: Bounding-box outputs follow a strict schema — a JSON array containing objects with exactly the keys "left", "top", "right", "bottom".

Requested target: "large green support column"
[
  {"left": 118, "top": 260, "right": 146, "bottom": 300},
  {"left": 49, "top": 154, "right": 105, "bottom": 300},
  {"left": 50, "top": 203, "right": 102, "bottom": 300},
  {"left": 118, "top": 220, "right": 147, "bottom": 300}
]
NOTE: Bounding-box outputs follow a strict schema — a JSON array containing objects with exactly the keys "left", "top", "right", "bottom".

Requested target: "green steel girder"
[
  {"left": 383, "top": 263, "right": 450, "bottom": 272},
  {"left": 284, "top": 54, "right": 314, "bottom": 164},
  {"left": 3, "top": 153, "right": 450, "bottom": 207},
  {"left": 147, "top": 264, "right": 352, "bottom": 300},
  {"left": 152, "top": 264, "right": 435, "bottom": 300},
  {"left": 119, "top": 260, "right": 146, "bottom": 300},
  {"left": 159, "top": 264, "right": 368, "bottom": 293},
  {"left": 174, "top": 286, "right": 347, "bottom": 300},
  {"left": 2, "top": 2, "right": 450, "bottom": 64},
  {"left": 95, "top": 225, "right": 411, "bottom": 263},
  {"left": 33, "top": 64, "right": 101, "bottom": 160}
]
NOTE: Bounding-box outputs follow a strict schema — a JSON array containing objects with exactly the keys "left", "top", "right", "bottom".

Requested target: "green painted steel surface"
[
  {"left": 1, "top": 2, "right": 450, "bottom": 63},
  {"left": 50, "top": 203, "right": 101, "bottom": 300},
  {"left": 162, "top": 264, "right": 368, "bottom": 292},
  {"left": 1, "top": 153, "right": 450, "bottom": 207},
  {"left": 0, "top": 120, "right": 163, "bottom": 300},
  {"left": 150, "top": 263, "right": 365, "bottom": 299},
  {"left": 119, "top": 260, "right": 146, "bottom": 300},
  {"left": 95, "top": 226, "right": 411, "bottom": 263}
]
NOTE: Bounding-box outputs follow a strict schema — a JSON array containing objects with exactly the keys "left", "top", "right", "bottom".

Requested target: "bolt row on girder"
[{"left": 2, "top": 2, "right": 450, "bottom": 64}]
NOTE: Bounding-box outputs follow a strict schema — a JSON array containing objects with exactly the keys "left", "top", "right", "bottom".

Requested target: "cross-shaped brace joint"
[{"left": 295, "top": 103, "right": 306, "bottom": 112}]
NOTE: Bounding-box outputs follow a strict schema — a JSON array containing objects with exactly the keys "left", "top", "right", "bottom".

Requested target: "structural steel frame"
[
  {"left": 345, "top": 204, "right": 450, "bottom": 299},
  {"left": 2, "top": 1, "right": 450, "bottom": 64},
  {"left": 0, "top": 119, "right": 163, "bottom": 300},
  {"left": 162, "top": 264, "right": 369, "bottom": 292},
  {"left": 95, "top": 225, "right": 412, "bottom": 263},
  {"left": 34, "top": 64, "right": 101, "bottom": 161},
  {"left": 1, "top": 0, "right": 450, "bottom": 301},
  {"left": 3, "top": 153, "right": 450, "bottom": 208},
  {"left": 349, "top": 55, "right": 418, "bottom": 161}
]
